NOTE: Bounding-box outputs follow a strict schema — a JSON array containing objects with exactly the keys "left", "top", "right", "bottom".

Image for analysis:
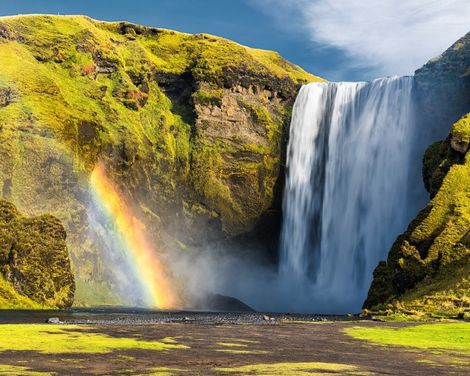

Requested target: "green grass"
[
  {"left": 217, "top": 342, "right": 248, "bottom": 348},
  {"left": 216, "top": 349, "right": 269, "bottom": 355},
  {"left": 146, "top": 368, "right": 182, "bottom": 376},
  {"left": 0, "top": 365, "right": 52, "bottom": 375},
  {"left": 214, "top": 362, "right": 372, "bottom": 375},
  {"left": 0, "top": 325, "right": 189, "bottom": 354},
  {"left": 345, "top": 323, "right": 470, "bottom": 355}
]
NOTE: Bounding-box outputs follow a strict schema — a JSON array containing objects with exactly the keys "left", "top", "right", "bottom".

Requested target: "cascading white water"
[{"left": 280, "top": 76, "right": 419, "bottom": 312}]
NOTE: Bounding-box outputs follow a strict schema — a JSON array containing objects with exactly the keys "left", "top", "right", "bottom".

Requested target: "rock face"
[
  {"left": 414, "top": 31, "right": 470, "bottom": 134},
  {"left": 0, "top": 15, "right": 322, "bottom": 305},
  {"left": 0, "top": 200, "right": 75, "bottom": 308},
  {"left": 365, "top": 31, "right": 470, "bottom": 318}
]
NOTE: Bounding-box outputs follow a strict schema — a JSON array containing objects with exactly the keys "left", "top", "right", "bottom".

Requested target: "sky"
[{"left": 0, "top": 0, "right": 469, "bottom": 81}]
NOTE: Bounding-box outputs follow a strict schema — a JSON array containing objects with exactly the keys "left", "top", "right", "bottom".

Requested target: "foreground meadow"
[{"left": 0, "top": 321, "right": 468, "bottom": 375}]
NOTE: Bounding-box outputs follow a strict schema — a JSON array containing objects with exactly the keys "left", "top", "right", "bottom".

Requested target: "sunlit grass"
[
  {"left": 216, "top": 349, "right": 269, "bottom": 355},
  {"left": 217, "top": 342, "right": 248, "bottom": 348},
  {"left": 214, "top": 362, "right": 372, "bottom": 375},
  {"left": 0, "top": 325, "right": 189, "bottom": 354},
  {"left": 146, "top": 368, "right": 183, "bottom": 376},
  {"left": 345, "top": 323, "right": 470, "bottom": 355},
  {"left": 0, "top": 365, "right": 52, "bottom": 375}
]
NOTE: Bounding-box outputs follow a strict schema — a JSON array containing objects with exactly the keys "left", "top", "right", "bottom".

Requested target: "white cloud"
[{"left": 252, "top": 0, "right": 470, "bottom": 78}]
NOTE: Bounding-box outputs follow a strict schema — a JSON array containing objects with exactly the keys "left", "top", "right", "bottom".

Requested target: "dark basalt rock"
[
  {"left": 221, "top": 65, "right": 300, "bottom": 101},
  {"left": 0, "top": 87, "right": 15, "bottom": 108},
  {"left": 193, "top": 293, "right": 255, "bottom": 312}
]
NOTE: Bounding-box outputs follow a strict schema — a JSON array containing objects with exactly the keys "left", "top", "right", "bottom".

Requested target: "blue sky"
[{"left": 1, "top": 0, "right": 469, "bottom": 81}]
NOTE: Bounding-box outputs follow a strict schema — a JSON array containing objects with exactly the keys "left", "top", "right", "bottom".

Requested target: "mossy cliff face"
[
  {"left": 364, "top": 114, "right": 470, "bottom": 318},
  {"left": 364, "top": 31, "right": 470, "bottom": 319},
  {"left": 0, "top": 15, "right": 322, "bottom": 305},
  {"left": 0, "top": 199, "right": 74, "bottom": 308}
]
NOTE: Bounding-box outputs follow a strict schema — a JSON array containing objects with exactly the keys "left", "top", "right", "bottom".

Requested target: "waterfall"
[{"left": 280, "top": 76, "right": 420, "bottom": 312}]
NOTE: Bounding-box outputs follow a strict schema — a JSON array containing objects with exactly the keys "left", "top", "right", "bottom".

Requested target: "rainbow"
[{"left": 89, "top": 161, "right": 180, "bottom": 309}]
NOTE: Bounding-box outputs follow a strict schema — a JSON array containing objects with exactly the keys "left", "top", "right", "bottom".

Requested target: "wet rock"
[
  {"left": 262, "top": 315, "right": 276, "bottom": 322},
  {"left": 46, "top": 317, "right": 61, "bottom": 324}
]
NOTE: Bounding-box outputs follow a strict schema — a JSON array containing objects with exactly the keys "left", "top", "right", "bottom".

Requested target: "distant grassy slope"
[{"left": 0, "top": 15, "right": 321, "bottom": 305}]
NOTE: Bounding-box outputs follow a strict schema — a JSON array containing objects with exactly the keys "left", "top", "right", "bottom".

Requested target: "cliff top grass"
[
  {"left": 0, "top": 14, "right": 320, "bottom": 173},
  {"left": 0, "top": 14, "right": 321, "bottom": 82}
]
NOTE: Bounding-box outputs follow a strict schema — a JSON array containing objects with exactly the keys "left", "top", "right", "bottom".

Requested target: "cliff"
[
  {"left": 365, "top": 34, "right": 470, "bottom": 319},
  {"left": 0, "top": 15, "right": 322, "bottom": 305},
  {"left": 0, "top": 199, "right": 74, "bottom": 308}
]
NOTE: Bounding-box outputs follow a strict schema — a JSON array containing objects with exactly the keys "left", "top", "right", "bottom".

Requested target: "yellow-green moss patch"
[
  {"left": 217, "top": 342, "right": 248, "bottom": 348},
  {"left": 146, "top": 367, "right": 183, "bottom": 376},
  {"left": 0, "top": 365, "right": 52, "bottom": 375},
  {"left": 216, "top": 349, "right": 269, "bottom": 355},
  {"left": 214, "top": 362, "right": 371, "bottom": 375},
  {"left": 345, "top": 323, "right": 470, "bottom": 355},
  {"left": 0, "top": 325, "right": 189, "bottom": 354}
]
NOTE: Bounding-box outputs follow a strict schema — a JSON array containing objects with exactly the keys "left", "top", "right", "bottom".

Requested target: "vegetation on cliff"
[
  {"left": 0, "top": 199, "right": 74, "bottom": 308},
  {"left": 365, "top": 29, "right": 470, "bottom": 319},
  {"left": 0, "top": 15, "right": 321, "bottom": 305},
  {"left": 365, "top": 114, "right": 470, "bottom": 319}
]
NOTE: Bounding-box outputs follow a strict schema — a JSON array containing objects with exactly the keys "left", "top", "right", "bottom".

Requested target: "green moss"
[
  {"left": 0, "top": 365, "right": 52, "bottom": 375},
  {"left": 147, "top": 368, "right": 182, "bottom": 376},
  {"left": 215, "top": 349, "right": 269, "bottom": 355},
  {"left": 192, "top": 87, "right": 224, "bottom": 106},
  {"left": 0, "top": 199, "right": 74, "bottom": 308},
  {"left": 214, "top": 362, "right": 370, "bottom": 375},
  {"left": 217, "top": 342, "right": 248, "bottom": 348},
  {"left": 345, "top": 323, "right": 470, "bottom": 355},
  {"left": 0, "top": 324, "right": 189, "bottom": 354},
  {"left": 452, "top": 114, "right": 470, "bottom": 144},
  {"left": 0, "top": 275, "right": 42, "bottom": 309},
  {"left": 365, "top": 114, "right": 470, "bottom": 318}
]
